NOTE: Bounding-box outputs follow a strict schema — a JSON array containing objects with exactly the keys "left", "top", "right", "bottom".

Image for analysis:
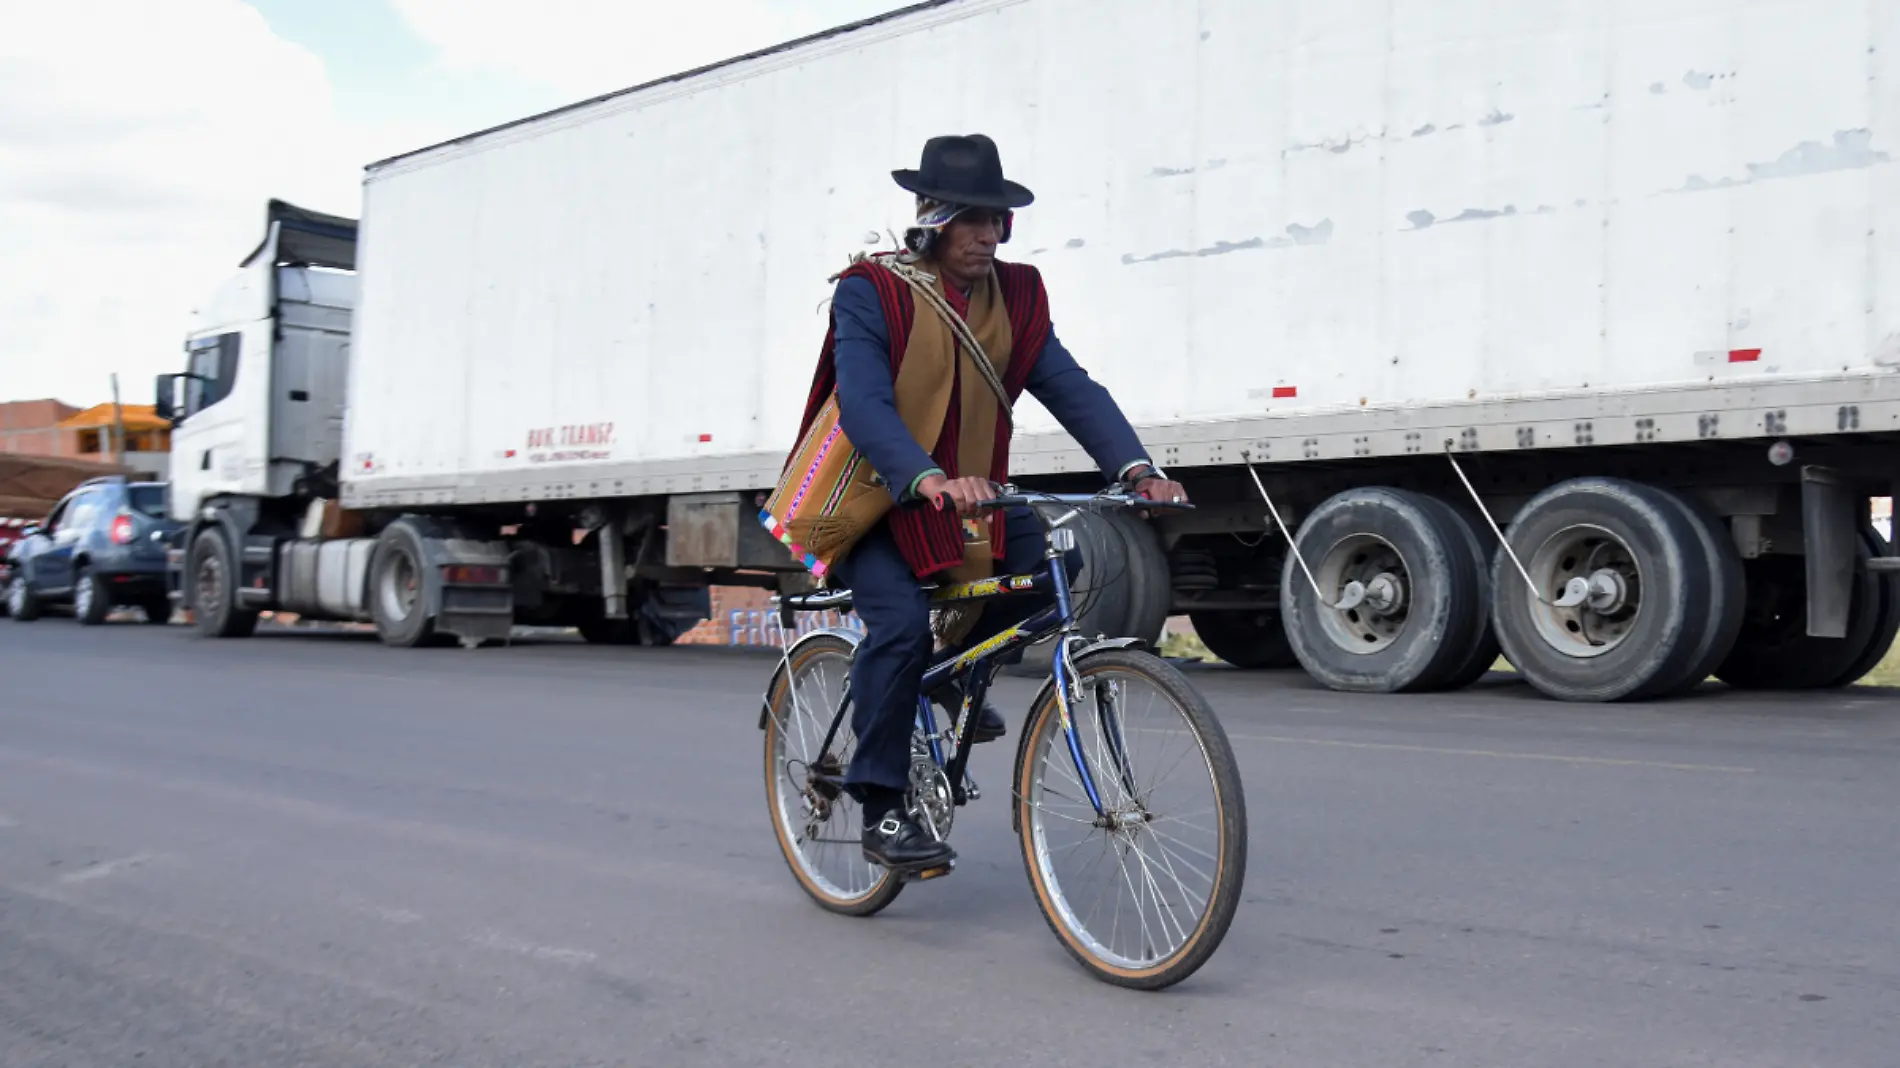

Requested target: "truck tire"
[
  {"left": 1413, "top": 495, "right": 1503, "bottom": 691},
  {"left": 1831, "top": 527, "right": 1900, "bottom": 687},
  {"left": 1187, "top": 609, "right": 1296, "bottom": 669},
  {"left": 1281, "top": 487, "right": 1482, "bottom": 693},
  {"left": 1006, "top": 510, "right": 1129, "bottom": 677},
  {"left": 1068, "top": 509, "right": 1134, "bottom": 640},
  {"left": 1491, "top": 478, "right": 1711, "bottom": 702},
  {"left": 7, "top": 574, "right": 43, "bottom": 622},
  {"left": 74, "top": 565, "right": 111, "bottom": 626},
  {"left": 1715, "top": 535, "right": 1883, "bottom": 690},
  {"left": 1655, "top": 490, "right": 1747, "bottom": 695},
  {"left": 369, "top": 525, "right": 440, "bottom": 648},
  {"left": 1101, "top": 508, "right": 1171, "bottom": 647},
  {"left": 189, "top": 527, "right": 259, "bottom": 638}
]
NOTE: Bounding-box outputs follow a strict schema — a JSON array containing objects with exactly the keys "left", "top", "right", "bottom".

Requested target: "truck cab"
[{"left": 160, "top": 200, "right": 357, "bottom": 522}]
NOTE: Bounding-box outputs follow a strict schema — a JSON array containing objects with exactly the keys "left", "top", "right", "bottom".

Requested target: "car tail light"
[
  {"left": 111, "top": 514, "right": 135, "bottom": 545},
  {"left": 443, "top": 563, "right": 504, "bottom": 585}
]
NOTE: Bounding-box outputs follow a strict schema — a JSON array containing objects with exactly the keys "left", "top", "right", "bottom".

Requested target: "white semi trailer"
[{"left": 159, "top": 0, "right": 1900, "bottom": 700}]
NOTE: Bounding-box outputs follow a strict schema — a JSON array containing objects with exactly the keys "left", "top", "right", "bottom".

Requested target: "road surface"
[{"left": 2, "top": 619, "right": 1896, "bottom": 1067}]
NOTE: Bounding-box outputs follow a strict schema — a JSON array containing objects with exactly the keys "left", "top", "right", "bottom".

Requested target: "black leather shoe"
[
  {"left": 932, "top": 685, "right": 1007, "bottom": 744},
  {"left": 863, "top": 812, "right": 956, "bottom": 872},
  {"left": 971, "top": 701, "right": 1007, "bottom": 743}
]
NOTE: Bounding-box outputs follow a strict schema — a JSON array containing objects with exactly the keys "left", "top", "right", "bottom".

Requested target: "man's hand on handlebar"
[
  {"left": 1132, "top": 474, "right": 1190, "bottom": 507},
  {"left": 918, "top": 473, "right": 997, "bottom": 518}
]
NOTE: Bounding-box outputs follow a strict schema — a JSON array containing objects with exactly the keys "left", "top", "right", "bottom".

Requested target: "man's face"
[{"left": 935, "top": 209, "right": 1008, "bottom": 283}]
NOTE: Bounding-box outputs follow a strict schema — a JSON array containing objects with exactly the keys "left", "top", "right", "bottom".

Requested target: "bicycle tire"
[
  {"left": 1012, "top": 648, "right": 1246, "bottom": 989},
  {"left": 763, "top": 633, "right": 905, "bottom": 917}
]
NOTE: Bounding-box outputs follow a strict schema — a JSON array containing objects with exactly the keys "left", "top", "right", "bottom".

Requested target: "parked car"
[
  {"left": 5, "top": 478, "right": 181, "bottom": 625},
  {"left": 0, "top": 518, "right": 30, "bottom": 617}
]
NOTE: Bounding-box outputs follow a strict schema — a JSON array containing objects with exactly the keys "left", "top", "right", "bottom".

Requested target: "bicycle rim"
[
  {"left": 764, "top": 635, "right": 902, "bottom": 913},
  {"left": 1017, "top": 651, "right": 1245, "bottom": 987}
]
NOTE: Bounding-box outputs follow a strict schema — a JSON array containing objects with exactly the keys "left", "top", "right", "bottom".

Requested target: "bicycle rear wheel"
[
  {"left": 1013, "top": 649, "right": 1246, "bottom": 989},
  {"left": 764, "top": 633, "right": 904, "bottom": 916}
]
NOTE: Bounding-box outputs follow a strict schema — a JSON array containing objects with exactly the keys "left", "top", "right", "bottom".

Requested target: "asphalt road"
[{"left": 2, "top": 617, "right": 1897, "bottom": 1068}]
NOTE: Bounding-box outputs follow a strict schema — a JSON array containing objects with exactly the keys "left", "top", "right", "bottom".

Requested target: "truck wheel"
[
  {"left": 1187, "top": 609, "right": 1296, "bottom": 669},
  {"left": 1715, "top": 535, "right": 1882, "bottom": 690},
  {"left": 1655, "top": 491, "right": 1747, "bottom": 695},
  {"left": 1102, "top": 508, "right": 1172, "bottom": 647},
  {"left": 1006, "top": 510, "right": 1130, "bottom": 677},
  {"left": 1067, "top": 509, "right": 1134, "bottom": 640},
  {"left": 1491, "top": 479, "right": 1711, "bottom": 702},
  {"left": 189, "top": 528, "right": 259, "bottom": 638},
  {"left": 74, "top": 565, "right": 111, "bottom": 626},
  {"left": 1280, "top": 488, "right": 1482, "bottom": 693},
  {"left": 1414, "top": 496, "right": 1503, "bottom": 691},
  {"left": 8, "top": 575, "right": 43, "bottom": 622},
  {"left": 1829, "top": 527, "right": 1900, "bottom": 687},
  {"left": 369, "top": 527, "right": 439, "bottom": 648}
]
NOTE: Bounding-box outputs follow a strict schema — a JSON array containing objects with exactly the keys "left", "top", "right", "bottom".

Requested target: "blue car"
[{"left": 5, "top": 477, "right": 181, "bottom": 626}]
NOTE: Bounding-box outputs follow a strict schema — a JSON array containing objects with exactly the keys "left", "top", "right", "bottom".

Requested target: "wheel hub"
[
  {"left": 197, "top": 554, "right": 224, "bottom": 612},
  {"left": 1349, "top": 572, "right": 1406, "bottom": 615},
  {"left": 1526, "top": 525, "right": 1643, "bottom": 658},
  {"left": 1555, "top": 568, "right": 1629, "bottom": 613},
  {"left": 1316, "top": 534, "right": 1412, "bottom": 654}
]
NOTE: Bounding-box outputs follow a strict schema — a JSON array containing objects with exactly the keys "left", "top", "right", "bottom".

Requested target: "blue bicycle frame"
[{"left": 802, "top": 510, "right": 1123, "bottom": 820}]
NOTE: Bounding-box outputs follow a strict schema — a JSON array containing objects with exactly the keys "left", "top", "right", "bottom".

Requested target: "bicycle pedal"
[{"left": 910, "top": 861, "right": 955, "bottom": 881}]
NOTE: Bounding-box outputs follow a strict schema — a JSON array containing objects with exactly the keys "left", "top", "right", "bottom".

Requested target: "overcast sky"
[{"left": 0, "top": 0, "right": 899, "bottom": 407}]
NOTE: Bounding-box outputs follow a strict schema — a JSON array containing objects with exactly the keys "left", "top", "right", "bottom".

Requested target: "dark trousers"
[{"left": 832, "top": 507, "right": 1063, "bottom": 795}]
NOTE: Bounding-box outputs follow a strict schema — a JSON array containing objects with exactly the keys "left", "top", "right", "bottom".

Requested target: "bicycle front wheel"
[
  {"left": 764, "top": 633, "right": 905, "bottom": 916},
  {"left": 1014, "top": 649, "right": 1246, "bottom": 989}
]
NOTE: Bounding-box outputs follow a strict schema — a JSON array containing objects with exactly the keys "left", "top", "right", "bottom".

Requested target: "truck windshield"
[{"left": 127, "top": 485, "right": 168, "bottom": 518}]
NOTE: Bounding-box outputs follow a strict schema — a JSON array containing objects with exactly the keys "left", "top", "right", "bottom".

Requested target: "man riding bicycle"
[{"left": 765, "top": 134, "right": 1187, "bottom": 873}]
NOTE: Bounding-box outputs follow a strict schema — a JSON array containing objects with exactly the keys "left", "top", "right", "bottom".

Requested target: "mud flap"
[{"left": 1802, "top": 467, "right": 1856, "bottom": 639}]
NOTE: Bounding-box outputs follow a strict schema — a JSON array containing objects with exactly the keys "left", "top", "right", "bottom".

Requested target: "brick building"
[
  {"left": 0, "top": 399, "right": 170, "bottom": 479},
  {"left": 0, "top": 399, "right": 82, "bottom": 457}
]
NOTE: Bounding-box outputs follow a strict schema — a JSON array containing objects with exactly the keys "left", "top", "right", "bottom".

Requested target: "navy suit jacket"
[{"left": 830, "top": 273, "right": 1150, "bottom": 502}]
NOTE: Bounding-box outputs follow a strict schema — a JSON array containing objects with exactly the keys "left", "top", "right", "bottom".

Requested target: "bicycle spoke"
[
  {"left": 1141, "top": 727, "right": 1205, "bottom": 803},
  {"left": 1145, "top": 830, "right": 1217, "bottom": 893},
  {"left": 1112, "top": 842, "right": 1157, "bottom": 961},
  {"left": 1026, "top": 803, "right": 1096, "bottom": 826},
  {"left": 1139, "top": 830, "right": 1209, "bottom": 919},
  {"left": 1128, "top": 837, "right": 1188, "bottom": 950},
  {"left": 1077, "top": 836, "right": 1118, "bottom": 931},
  {"left": 1144, "top": 824, "right": 1223, "bottom": 868}
]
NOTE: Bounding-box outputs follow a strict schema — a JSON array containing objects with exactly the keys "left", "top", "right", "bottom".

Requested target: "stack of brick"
[{"left": 674, "top": 586, "right": 863, "bottom": 648}]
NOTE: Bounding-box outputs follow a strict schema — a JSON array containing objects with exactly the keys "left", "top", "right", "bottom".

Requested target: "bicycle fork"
[{"left": 1041, "top": 537, "right": 1137, "bottom": 823}]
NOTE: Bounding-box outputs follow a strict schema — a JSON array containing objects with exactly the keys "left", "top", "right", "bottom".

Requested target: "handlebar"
[{"left": 932, "top": 487, "right": 1194, "bottom": 514}]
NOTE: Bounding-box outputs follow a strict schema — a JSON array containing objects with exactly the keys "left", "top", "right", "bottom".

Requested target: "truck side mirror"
[{"left": 154, "top": 374, "right": 179, "bottom": 424}]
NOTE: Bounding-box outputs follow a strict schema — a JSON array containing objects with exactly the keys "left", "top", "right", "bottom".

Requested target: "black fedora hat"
[{"left": 892, "top": 134, "right": 1035, "bottom": 210}]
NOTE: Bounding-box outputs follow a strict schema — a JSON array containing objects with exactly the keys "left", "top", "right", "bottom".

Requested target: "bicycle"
[{"left": 758, "top": 487, "right": 1247, "bottom": 989}]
